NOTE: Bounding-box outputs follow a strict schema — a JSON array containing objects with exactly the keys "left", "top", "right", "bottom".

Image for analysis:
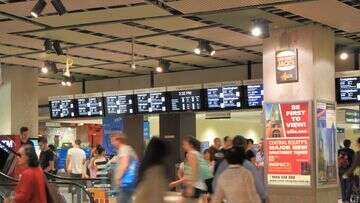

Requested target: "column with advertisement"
[{"left": 265, "top": 102, "right": 311, "bottom": 186}]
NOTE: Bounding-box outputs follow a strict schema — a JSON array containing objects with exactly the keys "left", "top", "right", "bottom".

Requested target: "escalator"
[{"left": 0, "top": 140, "right": 109, "bottom": 203}]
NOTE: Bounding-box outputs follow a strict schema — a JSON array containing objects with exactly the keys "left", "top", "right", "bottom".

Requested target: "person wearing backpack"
[
  {"left": 338, "top": 139, "right": 355, "bottom": 202},
  {"left": 182, "top": 136, "right": 213, "bottom": 203},
  {"left": 111, "top": 132, "right": 139, "bottom": 203}
]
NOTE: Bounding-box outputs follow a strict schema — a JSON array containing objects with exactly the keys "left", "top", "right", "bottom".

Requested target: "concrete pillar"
[
  {"left": 160, "top": 112, "right": 196, "bottom": 179},
  {"left": 122, "top": 114, "right": 144, "bottom": 159},
  {"left": 0, "top": 65, "right": 38, "bottom": 136},
  {"left": 263, "top": 25, "right": 337, "bottom": 202}
]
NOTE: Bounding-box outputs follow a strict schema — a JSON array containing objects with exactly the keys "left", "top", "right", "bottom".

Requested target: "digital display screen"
[
  {"left": 50, "top": 99, "right": 76, "bottom": 119},
  {"left": 170, "top": 89, "right": 203, "bottom": 111},
  {"left": 76, "top": 97, "right": 104, "bottom": 117},
  {"left": 336, "top": 77, "right": 360, "bottom": 103},
  {"left": 136, "top": 92, "right": 166, "bottom": 113},
  {"left": 207, "top": 86, "right": 242, "bottom": 110},
  {"left": 105, "top": 95, "right": 134, "bottom": 115},
  {"left": 246, "top": 84, "right": 264, "bottom": 107}
]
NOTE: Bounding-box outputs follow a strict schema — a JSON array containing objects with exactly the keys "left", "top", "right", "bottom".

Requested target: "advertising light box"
[
  {"left": 336, "top": 76, "right": 360, "bottom": 103},
  {"left": 244, "top": 80, "right": 264, "bottom": 108},
  {"left": 205, "top": 81, "right": 242, "bottom": 110},
  {"left": 168, "top": 84, "right": 203, "bottom": 112},
  {"left": 49, "top": 95, "right": 77, "bottom": 119},
  {"left": 103, "top": 90, "right": 134, "bottom": 115},
  {"left": 135, "top": 87, "right": 167, "bottom": 113},
  {"left": 75, "top": 93, "right": 104, "bottom": 117}
]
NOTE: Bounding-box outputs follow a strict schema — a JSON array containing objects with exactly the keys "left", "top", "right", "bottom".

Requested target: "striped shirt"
[{"left": 94, "top": 157, "right": 108, "bottom": 178}]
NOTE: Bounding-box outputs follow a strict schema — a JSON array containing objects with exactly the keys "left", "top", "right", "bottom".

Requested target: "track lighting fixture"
[
  {"left": 193, "top": 40, "right": 216, "bottom": 56},
  {"left": 156, "top": 59, "right": 171, "bottom": 73},
  {"left": 339, "top": 51, "right": 349, "bottom": 60},
  {"left": 44, "top": 39, "right": 53, "bottom": 53},
  {"left": 30, "top": 0, "right": 47, "bottom": 18},
  {"left": 40, "top": 66, "right": 48, "bottom": 74},
  {"left": 51, "top": 0, "right": 67, "bottom": 16},
  {"left": 130, "top": 37, "right": 136, "bottom": 70},
  {"left": 61, "top": 76, "right": 73, "bottom": 87},
  {"left": 251, "top": 19, "right": 270, "bottom": 38},
  {"left": 40, "top": 61, "right": 58, "bottom": 74},
  {"left": 53, "top": 41, "right": 63, "bottom": 55}
]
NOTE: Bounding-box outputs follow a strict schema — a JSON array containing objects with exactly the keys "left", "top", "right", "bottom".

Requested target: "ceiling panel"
[
  {"left": 166, "top": 0, "right": 290, "bottom": 13},
  {"left": 0, "top": 44, "right": 33, "bottom": 55},
  {"left": 34, "top": 5, "right": 170, "bottom": 27},
  {"left": 215, "top": 49, "right": 261, "bottom": 62},
  {"left": 277, "top": 0, "right": 360, "bottom": 33},
  {"left": 183, "top": 27, "right": 262, "bottom": 47},
  {"left": 30, "top": 30, "right": 108, "bottom": 44},
  {"left": 136, "top": 59, "right": 197, "bottom": 71},
  {"left": 0, "top": 0, "right": 144, "bottom": 17},
  {"left": 72, "top": 67, "right": 130, "bottom": 77},
  {"left": 26, "top": 53, "right": 103, "bottom": 66},
  {"left": 202, "top": 9, "right": 301, "bottom": 31},
  {"left": 95, "top": 41, "right": 181, "bottom": 58},
  {"left": 3, "top": 57, "right": 41, "bottom": 67},
  {"left": 138, "top": 35, "right": 200, "bottom": 52},
  {"left": 0, "top": 33, "right": 43, "bottom": 50},
  {"left": 137, "top": 17, "right": 206, "bottom": 31},
  {"left": 246, "top": 45, "right": 262, "bottom": 53},
  {"left": 83, "top": 23, "right": 154, "bottom": 38},
  {"left": 167, "top": 55, "right": 234, "bottom": 67},
  {"left": 69, "top": 47, "right": 133, "bottom": 62},
  {"left": 0, "top": 20, "right": 41, "bottom": 34},
  {"left": 38, "top": 77, "right": 60, "bottom": 84},
  {"left": 97, "top": 63, "right": 151, "bottom": 74}
]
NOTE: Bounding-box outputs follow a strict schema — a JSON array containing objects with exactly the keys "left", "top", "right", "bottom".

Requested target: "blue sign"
[
  {"left": 144, "top": 121, "right": 150, "bottom": 140},
  {"left": 102, "top": 116, "right": 123, "bottom": 155}
]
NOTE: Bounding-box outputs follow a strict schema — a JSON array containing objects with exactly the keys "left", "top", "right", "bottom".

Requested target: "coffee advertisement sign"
[{"left": 276, "top": 49, "right": 298, "bottom": 83}]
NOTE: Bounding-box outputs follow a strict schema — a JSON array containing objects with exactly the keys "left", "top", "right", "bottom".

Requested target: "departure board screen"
[
  {"left": 170, "top": 89, "right": 203, "bottom": 111},
  {"left": 336, "top": 77, "right": 360, "bottom": 103},
  {"left": 50, "top": 99, "right": 76, "bottom": 119},
  {"left": 245, "top": 84, "right": 264, "bottom": 108},
  {"left": 104, "top": 94, "right": 134, "bottom": 115},
  {"left": 76, "top": 96, "right": 104, "bottom": 117},
  {"left": 136, "top": 91, "right": 167, "bottom": 113},
  {"left": 206, "top": 85, "right": 242, "bottom": 110}
]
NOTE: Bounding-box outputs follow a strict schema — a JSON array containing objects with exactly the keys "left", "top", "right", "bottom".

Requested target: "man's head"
[
  {"left": 110, "top": 131, "right": 126, "bottom": 148},
  {"left": 225, "top": 146, "right": 246, "bottom": 165},
  {"left": 343, "top": 139, "right": 351, "bottom": 148},
  {"left": 38, "top": 137, "right": 48, "bottom": 151},
  {"left": 233, "top": 135, "right": 248, "bottom": 148},
  {"left": 20, "top": 127, "right": 30, "bottom": 142},
  {"left": 73, "top": 139, "right": 81, "bottom": 147},
  {"left": 224, "top": 136, "right": 232, "bottom": 149},
  {"left": 213, "top": 137, "right": 222, "bottom": 149}
]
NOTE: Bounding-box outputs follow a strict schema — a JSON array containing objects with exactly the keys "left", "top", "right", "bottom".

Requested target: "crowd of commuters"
[{"left": 5, "top": 126, "right": 271, "bottom": 203}]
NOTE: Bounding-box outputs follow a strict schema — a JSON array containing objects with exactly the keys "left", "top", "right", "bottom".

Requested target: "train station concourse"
[{"left": 0, "top": 0, "right": 359, "bottom": 203}]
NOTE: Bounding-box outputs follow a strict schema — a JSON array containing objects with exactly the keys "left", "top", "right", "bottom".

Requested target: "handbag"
[
  {"left": 120, "top": 159, "right": 139, "bottom": 192},
  {"left": 44, "top": 174, "right": 66, "bottom": 203}
]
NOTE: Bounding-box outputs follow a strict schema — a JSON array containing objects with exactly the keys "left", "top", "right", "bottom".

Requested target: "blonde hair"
[{"left": 110, "top": 131, "right": 127, "bottom": 143}]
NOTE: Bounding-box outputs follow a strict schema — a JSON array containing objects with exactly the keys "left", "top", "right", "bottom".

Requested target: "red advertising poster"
[{"left": 265, "top": 102, "right": 311, "bottom": 186}]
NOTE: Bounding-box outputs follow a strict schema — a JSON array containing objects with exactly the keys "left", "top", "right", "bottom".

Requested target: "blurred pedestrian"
[
  {"left": 133, "top": 137, "right": 169, "bottom": 203},
  {"left": 208, "top": 138, "right": 222, "bottom": 162}
]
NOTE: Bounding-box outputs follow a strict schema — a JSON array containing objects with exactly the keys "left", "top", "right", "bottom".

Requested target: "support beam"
[{"left": 247, "top": 61, "right": 252, "bottom": 79}]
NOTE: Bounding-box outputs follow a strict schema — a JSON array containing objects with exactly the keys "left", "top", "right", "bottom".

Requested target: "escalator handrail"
[
  {"left": 0, "top": 171, "right": 19, "bottom": 182},
  {"left": 44, "top": 171, "right": 110, "bottom": 181},
  {"left": 48, "top": 180, "right": 95, "bottom": 203}
]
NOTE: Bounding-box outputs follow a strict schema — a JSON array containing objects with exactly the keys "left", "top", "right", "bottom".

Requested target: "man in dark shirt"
[
  {"left": 19, "top": 127, "right": 34, "bottom": 147},
  {"left": 208, "top": 137, "right": 222, "bottom": 161},
  {"left": 338, "top": 139, "right": 355, "bottom": 202},
  {"left": 38, "top": 137, "right": 54, "bottom": 172}
]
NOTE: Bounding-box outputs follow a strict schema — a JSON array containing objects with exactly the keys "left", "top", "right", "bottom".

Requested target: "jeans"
[
  {"left": 117, "top": 190, "right": 133, "bottom": 203},
  {"left": 68, "top": 173, "right": 85, "bottom": 203},
  {"left": 341, "top": 177, "right": 352, "bottom": 201}
]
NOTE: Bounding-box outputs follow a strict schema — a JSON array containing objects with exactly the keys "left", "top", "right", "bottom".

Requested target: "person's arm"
[
  {"left": 211, "top": 178, "right": 225, "bottom": 203},
  {"left": 45, "top": 152, "right": 55, "bottom": 172},
  {"left": 187, "top": 152, "right": 198, "bottom": 187},
  {"left": 66, "top": 154, "right": 72, "bottom": 174},
  {"left": 347, "top": 152, "right": 360, "bottom": 176},
  {"left": 115, "top": 155, "right": 130, "bottom": 187},
  {"left": 244, "top": 161, "right": 267, "bottom": 200},
  {"left": 177, "top": 164, "right": 184, "bottom": 179},
  {"left": 89, "top": 157, "right": 96, "bottom": 170},
  {"left": 14, "top": 174, "right": 33, "bottom": 203},
  {"left": 245, "top": 173, "right": 262, "bottom": 203}
]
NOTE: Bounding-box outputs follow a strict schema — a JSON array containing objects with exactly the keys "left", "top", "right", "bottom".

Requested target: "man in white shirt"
[{"left": 66, "top": 139, "right": 86, "bottom": 202}]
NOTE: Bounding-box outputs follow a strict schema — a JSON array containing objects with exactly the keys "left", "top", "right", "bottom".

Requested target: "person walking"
[
  {"left": 110, "top": 132, "right": 139, "bottom": 203},
  {"left": 48, "top": 144, "right": 58, "bottom": 175},
  {"left": 19, "top": 127, "right": 33, "bottom": 147},
  {"left": 208, "top": 137, "right": 222, "bottom": 162},
  {"left": 89, "top": 145, "right": 109, "bottom": 186},
  {"left": 212, "top": 146, "right": 261, "bottom": 203},
  {"left": 5, "top": 145, "right": 47, "bottom": 203},
  {"left": 182, "top": 136, "right": 212, "bottom": 203},
  {"left": 133, "top": 137, "right": 169, "bottom": 203},
  {"left": 338, "top": 139, "right": 355, "bottom": 202},
  {"left": 38, "top": 137, "right": 55, "bottom": 173}
]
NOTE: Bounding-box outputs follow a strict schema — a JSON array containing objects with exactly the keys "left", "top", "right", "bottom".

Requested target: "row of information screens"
[
  {"left": 336, "top": 76, "right": 360, "bottom": 104},
  {"left": 50, "top": 84, "right": 264, "bottom": 119}
]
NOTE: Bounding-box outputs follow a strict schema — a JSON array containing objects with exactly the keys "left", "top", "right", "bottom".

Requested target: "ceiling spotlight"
[
  {"left": 193, "top": 40, "right": 215, "bottom": 56},
  {"left": 340, "top": 52, "right": 349, "bottom": 60},
  {"left": 251, "top": 19, "right": 270, "bottom": 38},
  {"left": 130, "top": 63, "right": 136, "bottom": 70},
  {"left": 44, "top": 39, "right": 53, "bottom": 53},
  {"left": 30, "top": 0, "right": 47, "bottom": 18},
  {"left": 40, "top": 66, "right": 48, "bottom": 74},
  {"left": 51, "top": 0, "right": 67, "bottom": 16},
  {"left": 44, "top": 61, "right": 58, "bottom": 74},
  {"left": 61, "top": 76, "right": 73, "bottom": 87},
  {"left": 156, "top": 59, "right": 170, "bottom": 73},
  {"left": 53, "top": 41, "right": 63, "bottom": 55}
]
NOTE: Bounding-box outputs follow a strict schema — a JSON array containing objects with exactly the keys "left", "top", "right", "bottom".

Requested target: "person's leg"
[
  {"left": 345, "top": 178, "right": 352, "bottom": 201},
  {"left": 341, "top": 178, "right": 346, "bottom": 201},
  {"left": 117, "top": 190, "right": 133, "bottom": 203}
]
